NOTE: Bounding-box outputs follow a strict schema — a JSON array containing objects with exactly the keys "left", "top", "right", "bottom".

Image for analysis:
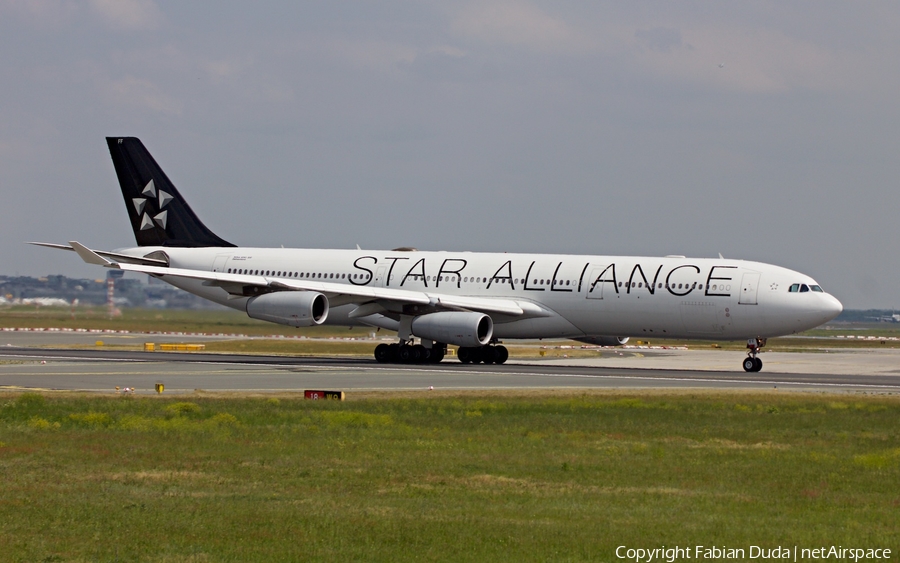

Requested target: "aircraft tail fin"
[{"left": 106, "top": 137, "right": 234, "bottom": 247}]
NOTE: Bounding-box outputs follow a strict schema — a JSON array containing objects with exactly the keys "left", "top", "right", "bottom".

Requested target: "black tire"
[
  {"left": 742, "top": 357, "right": 755, "bottom": 372},
  {"left": 483, "top": 346, "right": 499, "bottom": 364},
  {"left": 374, "top": 343, "right": 391, "bottom": 363},
  {"left": 415, "top": 345, "right": 430, "bottom": 363},
  {"left": 470, "top": 347, "right": 484, "bottom": 364},
  {"left": 430, "top": 346, "right": 445, "bottom": 363},
  {"left": 495, "top": 345, "right": 509, "bottom": 365},
  {"left": 458, "top": 347, "right": 473, "bottom": 364},
  {"left": 753, "top": 357, "right": 763, "bottom": 372},
  {"left": 398, "top": 346, "right": 412, "bottom": 363}
]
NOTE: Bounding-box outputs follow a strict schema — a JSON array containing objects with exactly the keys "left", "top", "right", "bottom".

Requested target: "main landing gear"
[
  {"left": 743, "top": 337, "right": 767, "bottom": 372},
  {"left": 374, "top": 342, "right": 446, "bottom": 364},
  {"left": 457, "top": 345, "right": 509, "bottom": 365},
  {"left": 373, "top": 342, "right": 510, "bottom": 365}
]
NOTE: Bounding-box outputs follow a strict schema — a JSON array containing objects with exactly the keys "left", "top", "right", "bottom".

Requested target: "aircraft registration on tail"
[{"left": 33, "top": 138, "right": 842, "bottom": 371}]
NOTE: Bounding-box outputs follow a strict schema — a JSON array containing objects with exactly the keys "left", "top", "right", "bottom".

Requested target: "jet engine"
[
  {"left": 575, "top": 336, "right": 630, "bottom": 346},
  {"left": 411, "top": 311, "right": 493, "bottom": 348},
  {"left": 246, "top": 291, "right": 328, "bottom": 327}
]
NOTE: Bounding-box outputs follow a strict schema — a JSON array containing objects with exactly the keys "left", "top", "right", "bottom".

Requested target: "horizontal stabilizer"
[
  {"left": 28, "top": 242, "right": 169, "bottom": 266},
  {"left": 69, "top": 241, "right": 116, "bottom": 267}
]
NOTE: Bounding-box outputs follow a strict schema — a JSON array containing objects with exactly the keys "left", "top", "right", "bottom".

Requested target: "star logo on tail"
[{"left": 132, "top": 179, "right": 173, "bottom": 230}]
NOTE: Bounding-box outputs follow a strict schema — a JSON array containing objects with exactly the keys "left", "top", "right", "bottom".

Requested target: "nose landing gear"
[{"left": 743, "top": 337, "right": 766, "bottom": 372}]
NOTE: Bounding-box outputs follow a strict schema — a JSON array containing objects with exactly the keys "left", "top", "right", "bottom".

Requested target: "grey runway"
[{"left": 1, "top": 346, "right": 899, "bottom": 394}]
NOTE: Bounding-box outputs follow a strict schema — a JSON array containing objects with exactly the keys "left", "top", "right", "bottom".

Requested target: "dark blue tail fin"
[{"left": 107, "top": 137, "right": 234, "bottom": 247}]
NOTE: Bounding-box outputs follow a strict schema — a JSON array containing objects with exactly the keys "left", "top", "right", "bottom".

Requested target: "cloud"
[
  {"left": 451, "top": 1, "right": 592, "bottom": 53},
  {"left": 0, "top": 0, "right": 78, "bottom": 29},
  {"left": 201, "top": 57, "right": 252, "bottom": 83},
  {"left": 88, "top": 0, "right": 161, "bottom": 31},
  {"left": 635, "top": 27, "right": 684, "bottom": 53},
  {"left": 105, "top": 75, "right": 182, "bottom": 115},
  {"left": 315, "top": 38, "right": 417, "bottom": 72},
  {"left": 399, "top": 47, "right": 500, "bottom": 82},
  {"left": 630, "top": 24, "right": 856, "bottom": 94}
]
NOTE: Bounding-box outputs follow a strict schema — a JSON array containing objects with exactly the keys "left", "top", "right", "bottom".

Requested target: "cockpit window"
[{"left": 789, "top": 283, "right": 821, "bottom": 293}]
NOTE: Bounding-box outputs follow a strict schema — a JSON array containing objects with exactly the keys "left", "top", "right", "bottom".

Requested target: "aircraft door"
[
  {"left": 373, "top": 266, "right": 387, "bottom": 287},
  {"left": 212, "top": 254, "right": 230, "bottom": 273},
  {"left": 738, "top": 272, "right": 760, "bottom": 305},
  {"left": 585, "top": 266, "right": 610, "bottom": 300}
]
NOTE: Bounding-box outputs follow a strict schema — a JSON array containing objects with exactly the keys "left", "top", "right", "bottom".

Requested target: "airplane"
[{"left": 32, "top": 137, "right": 843, "bottom": 372}]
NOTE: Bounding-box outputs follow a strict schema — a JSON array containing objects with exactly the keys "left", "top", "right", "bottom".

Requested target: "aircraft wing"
[{"left": 55, "top": 242, "right": 547, "bottom": 318}]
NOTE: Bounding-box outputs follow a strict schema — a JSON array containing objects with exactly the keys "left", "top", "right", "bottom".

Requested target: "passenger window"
[{"left": 800, "top": 284, "right": 809, "bottom": 293}]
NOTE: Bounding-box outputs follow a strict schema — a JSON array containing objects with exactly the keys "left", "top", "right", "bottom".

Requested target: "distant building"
[{"left": 0, "top": 274, "right": 226, "bottom": 309}]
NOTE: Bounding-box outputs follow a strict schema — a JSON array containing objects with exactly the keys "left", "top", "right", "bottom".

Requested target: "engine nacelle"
[
  {"left": 411, "top": 311, "right": 493, "bottom": 348},
  {"left": 246, "top": 291, "right": 328, "bottom": 327},
  {"left": 574, "top": 336, "right": 630, "bottom": 347}
]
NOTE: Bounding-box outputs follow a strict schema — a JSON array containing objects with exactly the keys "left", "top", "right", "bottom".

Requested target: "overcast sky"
[{"left": 1, "top": 1, "right": 898, "bottom": 309}]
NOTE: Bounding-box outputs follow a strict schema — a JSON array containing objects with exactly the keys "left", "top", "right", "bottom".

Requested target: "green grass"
[
  {"left": 1, "top": 391, "right": 898, "bottom": 561},
  {"left": 0, "top": 305, "right": 376, "bottom": 338}
]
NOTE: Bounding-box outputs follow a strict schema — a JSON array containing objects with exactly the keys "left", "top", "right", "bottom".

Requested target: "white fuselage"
[{"left": 122, "top": 246, "right": 843, "bottom": 341}]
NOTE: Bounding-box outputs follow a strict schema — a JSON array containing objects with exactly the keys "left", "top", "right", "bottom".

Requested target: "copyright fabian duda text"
[{"left": 616, "top": 545, "right": 892, "bottom": 563}]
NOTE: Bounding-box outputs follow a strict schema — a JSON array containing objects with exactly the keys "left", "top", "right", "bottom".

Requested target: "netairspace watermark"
[{"left": 616, "top": 546, "right": 892, "bottom": 563}]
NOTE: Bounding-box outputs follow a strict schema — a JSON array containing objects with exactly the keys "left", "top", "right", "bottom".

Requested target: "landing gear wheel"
[
  {"left": 743, "top": 337, "right": 766, "bottom": 373},
  {"left": 457, "top": 347, "right": 473, "bottom": 364},
  {"left": 743, "top": 356, "right": 763, "bottom": 372},
  {"left": 495, "top": 345, "right": 509, "bottom": 365},
  {"left": 374, "top": 343, "right": 391, "bottom": 363},
  {"left": 398, "top": 346, "right": 413, "bottom": 363},
  {"left": 414, "top": 344, "right": 429, "bottom": 363}
]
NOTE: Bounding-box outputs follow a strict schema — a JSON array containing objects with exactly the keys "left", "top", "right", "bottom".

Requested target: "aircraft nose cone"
[{"left": 819, "top": 294, "right": 843, "bottom": 324}]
